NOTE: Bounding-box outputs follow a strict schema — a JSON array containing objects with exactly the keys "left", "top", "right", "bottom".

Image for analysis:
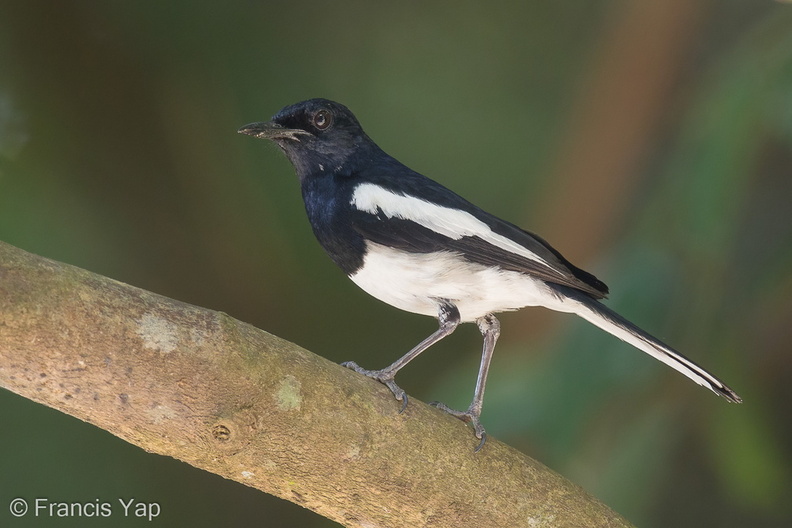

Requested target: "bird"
[{"left": 238, "top": 98, "right": 742, "bottom": 451}]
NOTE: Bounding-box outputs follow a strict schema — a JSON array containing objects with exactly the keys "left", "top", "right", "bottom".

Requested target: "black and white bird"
[{"left": 239, "top": 98, "right": 741, "bottom": 450}]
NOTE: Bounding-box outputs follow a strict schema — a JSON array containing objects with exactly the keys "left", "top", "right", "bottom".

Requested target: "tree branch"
[{"left": 0, "top": 241, "right": 633, "bottom": 528}]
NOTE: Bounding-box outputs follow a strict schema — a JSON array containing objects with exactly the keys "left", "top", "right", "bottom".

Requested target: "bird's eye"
[{"left": 312, "top": 110, "right": 332, "bottom": 131}]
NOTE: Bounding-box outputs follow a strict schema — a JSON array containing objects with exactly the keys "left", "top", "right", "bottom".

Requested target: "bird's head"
[{"left": 239, "top": 98, "right": 378, "bottom": 180}]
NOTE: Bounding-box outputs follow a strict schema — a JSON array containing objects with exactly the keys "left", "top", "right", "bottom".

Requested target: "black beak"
[{"left": 237, "top": 121, "right": 311, "bottom": 141}]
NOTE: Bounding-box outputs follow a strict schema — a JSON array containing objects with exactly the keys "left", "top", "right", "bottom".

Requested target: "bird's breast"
[{"left": 301, "top": 178, "right": 367, "bottom": 275}]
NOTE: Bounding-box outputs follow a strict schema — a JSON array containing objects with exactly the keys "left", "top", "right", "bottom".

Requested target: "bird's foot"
[
  {"left": 341, "top": 361, "right": 409, "bottom": 413},
  {"left": 430, "top": 401, "right": 487, "bottom": 452}
]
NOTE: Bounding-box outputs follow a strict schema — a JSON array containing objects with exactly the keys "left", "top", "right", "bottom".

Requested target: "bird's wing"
[{"left": 348, "top": 181, "right": 608, "bottom": 299}]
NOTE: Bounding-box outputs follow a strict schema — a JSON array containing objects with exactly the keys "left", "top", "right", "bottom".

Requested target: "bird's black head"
[{"left": 239, "top": 99, "right": 379, "bottom": 180}]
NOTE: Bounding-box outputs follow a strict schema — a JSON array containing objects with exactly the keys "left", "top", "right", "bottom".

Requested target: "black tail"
[{"left": 551, "top": 284, "right": 742, "bottom": 403}]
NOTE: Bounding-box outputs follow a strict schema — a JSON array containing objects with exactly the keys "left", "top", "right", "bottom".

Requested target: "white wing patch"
[{"left": 351, "top": 182, "right": 552, "bottom": 267}]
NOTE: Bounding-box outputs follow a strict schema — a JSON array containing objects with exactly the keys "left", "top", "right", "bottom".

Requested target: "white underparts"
[{"left": 349, "top": 242, "right": 561, "bottom": 322}]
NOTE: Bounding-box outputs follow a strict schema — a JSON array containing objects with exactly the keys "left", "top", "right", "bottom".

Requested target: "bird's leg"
[
  {"left": 342, "top": 302, "right": 460, "bottom": 413},
  {"left": 431, "top": 313, "right": 500, "bottom": 452}
]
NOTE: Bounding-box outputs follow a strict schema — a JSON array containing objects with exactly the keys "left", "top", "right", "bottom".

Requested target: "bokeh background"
[{"left": 1, "top": 2, "right": 791, "bottom": 527}]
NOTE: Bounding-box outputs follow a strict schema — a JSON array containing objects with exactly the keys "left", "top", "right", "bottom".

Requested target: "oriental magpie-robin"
[{"left": 239, "top": 98, "right": 741, "bottom": 450}]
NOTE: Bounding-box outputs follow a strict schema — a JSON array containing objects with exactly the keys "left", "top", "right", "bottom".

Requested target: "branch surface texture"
[{"left": 0, "top": 241, "right": 633, "bottom": 528}]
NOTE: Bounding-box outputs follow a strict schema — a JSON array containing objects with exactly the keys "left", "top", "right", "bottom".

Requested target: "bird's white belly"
[{"left": 349, "top": 242, "right": 563, "bottom": 322}]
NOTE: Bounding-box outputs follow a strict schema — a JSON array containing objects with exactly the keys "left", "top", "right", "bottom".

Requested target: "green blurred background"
[{"left": 1, "top": 1, "right": 791, "bottom": 527}]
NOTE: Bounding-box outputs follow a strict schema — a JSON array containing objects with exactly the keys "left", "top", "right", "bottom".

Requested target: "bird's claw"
[
  {"left": 430, "top": 401, "right": 487, "bottom": 452},
  {"left": 341, "top": 361, "right": 408, "bottom": 413}
]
